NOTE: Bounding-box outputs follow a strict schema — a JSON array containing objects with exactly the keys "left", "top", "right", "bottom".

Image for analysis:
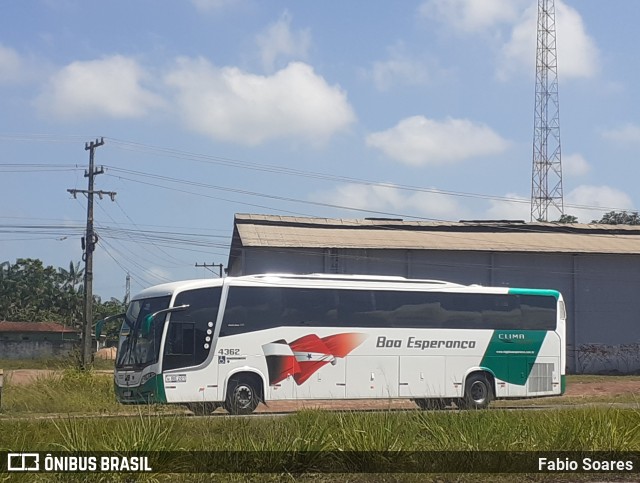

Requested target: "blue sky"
[{"left": 1, "top": 0, "right": 639, "bottom": 299}]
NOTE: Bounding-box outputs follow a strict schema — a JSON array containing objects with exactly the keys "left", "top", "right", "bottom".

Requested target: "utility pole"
[
  {"left": 67, "top": 138, "right": 116, "bottom": 369},
  {"left": 195, "top": 262, "right": 224, "bottom": 278},
  {"left": 124, "top": 272, "right": 131, "bottom": 306}
]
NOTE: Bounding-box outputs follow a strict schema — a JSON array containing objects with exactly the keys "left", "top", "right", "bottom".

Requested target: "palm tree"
[{"left": 58, "top": 261, "right": 84, "bottom": 292}]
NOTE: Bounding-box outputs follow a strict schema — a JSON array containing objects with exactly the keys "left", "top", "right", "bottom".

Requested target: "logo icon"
[{"left": 7, "top": 453, "right": 40, "bottom": 472}]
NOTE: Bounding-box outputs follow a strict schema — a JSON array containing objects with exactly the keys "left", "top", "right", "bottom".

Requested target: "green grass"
[
  {"left": 0, "top": 407, "right": 638, "bottom": 481},
  {"left": 1, "top": 368, "right": 119, "bottom": 414},
  {"left": 0, "top": 370, "right": 639, "bottom": 481},
  {"left": 0, "top": 407, "right": 638, "bottom": 452},
  {"left": 0, "top": 357, "right": 114, "bottom": 370},
  {"left": 494, "top": 393, "right": 640, "bottom": 407}
]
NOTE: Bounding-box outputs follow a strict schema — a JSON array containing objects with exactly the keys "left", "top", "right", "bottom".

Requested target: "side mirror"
[
  {"left": 140, "top": 305, "right": 189, "bottom": 337},
  {"left": 141, "top": 314, "right": 154, "bottom": 337},
  {"left": 96, "top": 320, "right": 105, "bottom": 339},
  {"left": 95, "top": 313, "right": 125, "bottom": 339}
]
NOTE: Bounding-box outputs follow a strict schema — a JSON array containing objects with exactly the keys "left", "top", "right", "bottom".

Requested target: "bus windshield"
[{"left": 116, "top": 295, "right": 171, "bottom": 369}]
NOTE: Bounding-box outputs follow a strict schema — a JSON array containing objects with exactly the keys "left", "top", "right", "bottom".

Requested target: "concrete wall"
[
  {"left": 237, "top": 246, "right": 640, "bottom": 374},
  {"left": 0, "top": 340, "right": 78, "bottom": 359}
]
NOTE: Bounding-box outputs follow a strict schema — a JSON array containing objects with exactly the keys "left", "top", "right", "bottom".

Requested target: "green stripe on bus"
[
  {"left": 480, "top": 330, "right": 547, "bottom": 386},
  {"left": 508, "top": 288, "right": 560, "bottom": 300},
  {"left": 154, "top": 374, "right": 167, "bottom": 403}
]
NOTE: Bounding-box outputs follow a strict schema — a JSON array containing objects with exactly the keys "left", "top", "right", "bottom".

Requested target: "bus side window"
[
  {"left": 221, "top": 287, "right": 282, "bottom": 335},
  {"left": 337, "top": 289, "right": 376, "bottom": 327},
  {"left": 166, "top": 322, "right": 195, "bottom": 355},
  {"left": 280, "top": 288, "right": 337, "bottom": 326},
  {"left": 163, "top": 287, "right": 221, "bottom": 371},
  {"left": 375, "top": 290, "right": 444, "bottom": 329}
]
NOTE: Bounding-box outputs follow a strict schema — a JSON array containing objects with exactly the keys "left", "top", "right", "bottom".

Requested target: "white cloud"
[
  {"left": 0, "top": 44, "right": 24, "bottom": 83},
  {"left": 366, "top": 115, "right": 509, "bottom": 166},
  {"left": 256, "top": 11, "right": 311, "bottom": 72},
  {"left": 368, "top": 45, "right": 430, "bottom": 91},
  {"left": 562, "top": 153, "right": 591, "bottom": 177},
  {"left": 485, "top": 193, "right": 531, "bottom": 221},
  {"left": 419, "top": 0, "right": 524, "bottom": 34},
  {"left": 602, "top": 123, "right": 640, "bottom": 144},
  {"left": 36, "top": 55, "right": 163, "bottom": 120},
  {"left": 566, "top": 185, "right": 635, "bottom": 222},
  {"left": 165, "top": 59, "right": 355, "bottom": 146},
  {"left": 497, "top": 0, "right": 599, "bottom": 81},
  {"left": 312, "top": 183, "right": 466, "bottom": 220}
]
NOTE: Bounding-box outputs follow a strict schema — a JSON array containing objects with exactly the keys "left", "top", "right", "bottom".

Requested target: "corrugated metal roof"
[
  {"left": 0, "top": 321, "right": 78, "bottom": 333},
  {"left": 232, "top": 214, "right": 640, "bottom": 254}
]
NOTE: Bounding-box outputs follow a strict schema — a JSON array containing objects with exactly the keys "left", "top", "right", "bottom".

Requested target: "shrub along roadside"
[
  {"left": 0, "top": 407, "right": 638, "bottom": 452},
  {"left": 1, "top": 368, "right": 118, "bottom": 414},
  {"left": 0, "top": 400, "right": 637, "bottom": 481}
]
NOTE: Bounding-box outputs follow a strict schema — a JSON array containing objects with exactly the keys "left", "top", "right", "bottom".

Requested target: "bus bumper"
[{"left": 114, "top": 374, "right": 167, "bottom": 404}]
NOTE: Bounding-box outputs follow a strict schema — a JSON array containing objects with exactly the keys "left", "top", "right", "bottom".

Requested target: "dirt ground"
[{"left": 562, "top": 378, "right": 640, "bottom": 398}]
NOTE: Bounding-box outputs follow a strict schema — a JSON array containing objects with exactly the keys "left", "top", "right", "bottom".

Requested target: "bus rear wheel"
[
  {"left": 224, "top": 377, "right": 261, "bottom": 415},
  {"left": 458, "top": 374, "right": 493, "bottom": 410}
]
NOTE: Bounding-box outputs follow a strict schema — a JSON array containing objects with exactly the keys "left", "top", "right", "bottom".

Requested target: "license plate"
[{"left": 123, "top": 391, "right": 132, "bottom": 397}]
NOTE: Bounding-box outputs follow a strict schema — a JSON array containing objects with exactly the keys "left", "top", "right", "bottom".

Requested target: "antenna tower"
[{"left": 531, "top": 0, "right": 563, "bottom": 221}]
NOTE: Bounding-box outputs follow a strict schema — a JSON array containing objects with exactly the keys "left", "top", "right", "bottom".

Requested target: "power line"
[
  {"left": 104, "top": 138, "right": 635, "bottom": 215},
  {"left": 104, "top": 165, "right": 635, "bottom": 224},
  {"left": 1, "top": 134, "right": 636, "bottom": 215}
]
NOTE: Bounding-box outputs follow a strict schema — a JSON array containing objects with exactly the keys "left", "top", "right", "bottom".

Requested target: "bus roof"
[
  {"left": 130, "top": 273, "right": 562, "bottom": 300},
  {"left": 239, "top": 273, "right": 462, "bottom": 286},
  {"left": 131, "top": 278, "right": 224, "bottom": 301}
]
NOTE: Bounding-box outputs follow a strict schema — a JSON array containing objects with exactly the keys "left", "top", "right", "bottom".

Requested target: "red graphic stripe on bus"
[
  {"left": 262, "top": 339, "right": 301, "bottom": 386},
  {"left": 262, "top": 333, "right": 367, "bottom": 386},
  {"left": 289, "top": 334, "right": 335, "bottom": 385},
  {"left": 321, "top": 333, "right": 368, "bottom": 358}
]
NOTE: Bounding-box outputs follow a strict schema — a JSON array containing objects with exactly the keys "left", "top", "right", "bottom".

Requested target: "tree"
[
  {"left": 592, "top": 211, "right": 640, "bottom": 225},
  {"left": 57, "top": 261, "right": 85, "bottom": 327},
  {"left": 94, "top": 297, "right": 126, "bottom": 345},
  {"left": 0, "top": 258, "right": 125, "bottom": 337},
  {"left": 58, "top": 261, "right": 84, "bottom": 291},
  {"left": 556, "top": 214, "right": 578, "bottom": 224},
  {"left": 0, "top": 258, "right": 61, "bottom": 322}
]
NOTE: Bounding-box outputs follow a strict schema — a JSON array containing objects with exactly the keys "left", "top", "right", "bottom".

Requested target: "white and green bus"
[{"left": 113, "top": 274, "right": 566, "bottom": 414}]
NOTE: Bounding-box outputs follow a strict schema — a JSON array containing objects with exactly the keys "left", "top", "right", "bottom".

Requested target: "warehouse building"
[{"left": 227, "top": 214, "right": 640, "bottom": 374}]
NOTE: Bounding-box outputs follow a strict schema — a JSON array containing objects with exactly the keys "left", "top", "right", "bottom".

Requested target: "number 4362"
[{"left": 218, "top": 348, "right": 240, "bottom": 356}]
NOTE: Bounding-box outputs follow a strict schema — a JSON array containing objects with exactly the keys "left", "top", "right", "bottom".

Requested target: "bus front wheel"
[
  {"left": 225, "top": 377, "right": 261, "bottom": 415},
  {"left": 458, "top": 374, "right": 493, "bottom": 410}
]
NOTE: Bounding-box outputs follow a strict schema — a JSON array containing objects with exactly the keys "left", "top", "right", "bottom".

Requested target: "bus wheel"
[
  {"left": 458, "top": 374, "right": 493, "bottom": 410},
  {"left": 225, "top": 377, "right": 261, "bottom": 415},
  {"left": 187, "top": 402, "right": 218, "bottom": 416},
  {"left": 415, "top": 398, "right": 446, "bottom": 410}
]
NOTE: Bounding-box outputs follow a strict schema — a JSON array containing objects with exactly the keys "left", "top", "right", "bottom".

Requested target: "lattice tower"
[{"left": 531, "top": 0, "right": 564, "bottom": 221}]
